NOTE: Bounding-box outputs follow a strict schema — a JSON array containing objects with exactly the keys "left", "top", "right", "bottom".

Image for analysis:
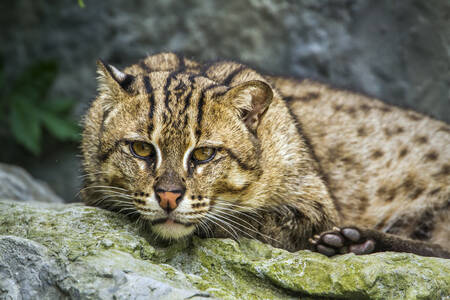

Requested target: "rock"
[
  {"left": 1, "top": 199, "right": 449, "bottom": 299},
  {"left": 0, "top": 236, "right": 67, "bottom": 299},
  {"left": 0, "top": 163, "right": 63, "bottom": 203},
  {"left": 1, "top": 0, "right": 448, "bottom": 122}
]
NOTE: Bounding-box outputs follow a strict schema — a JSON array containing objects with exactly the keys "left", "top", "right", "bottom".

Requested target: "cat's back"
[{"left": 270, "top": 76, "right": 450, "bottom": 249}]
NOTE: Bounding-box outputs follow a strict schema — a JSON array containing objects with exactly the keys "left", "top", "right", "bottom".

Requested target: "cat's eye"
[
  {"left": 191, "top": 147, "right": 216, "bottom": 163},
  {"left": 130, "top": 141, "right": 155, "bottom": 159}
]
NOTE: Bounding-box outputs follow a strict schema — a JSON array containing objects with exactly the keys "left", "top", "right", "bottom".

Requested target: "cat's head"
[{"left": 81, "top": 60, "right": 274, "bottom": 239}]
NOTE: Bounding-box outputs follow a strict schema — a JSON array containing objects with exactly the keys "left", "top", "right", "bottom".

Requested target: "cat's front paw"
[{"left": 309, "top": 227, "right": 375, "bottom": 256}]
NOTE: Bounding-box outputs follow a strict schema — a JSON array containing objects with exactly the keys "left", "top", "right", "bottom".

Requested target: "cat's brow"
[
  {"left": 200, "top": 140, "right": 224, "bottom": 147},
  {"left": 124, "top": 133, "right": 148, "bottom": 141}
]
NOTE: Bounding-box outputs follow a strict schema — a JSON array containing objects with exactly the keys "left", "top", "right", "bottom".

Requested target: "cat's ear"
[
  {"left": 226, "top": 80, "right": 273, "bottom": 133},
  {"left": 96, "top": 59, "right": 135, "bottom": 95}
]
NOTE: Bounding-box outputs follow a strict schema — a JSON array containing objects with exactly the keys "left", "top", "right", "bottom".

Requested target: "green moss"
[{"left": 1, "top": 199, "right": 449, "bottom": 299}]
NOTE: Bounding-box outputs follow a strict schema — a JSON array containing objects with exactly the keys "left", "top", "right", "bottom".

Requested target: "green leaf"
[
  {"left": 10, "top": 99, "right": 42, "bottom": 155},
  {"left": 9, "top": 60, "right": 58, "bottom": 104},
  {"left": 42, "top": 97, "right": 77, "bottom": 114},
  {"left": 40, "top": 111, "right": 81, "bottom": 141},
  {"left": 78, "top": 0, "right": 85, "bottom": 8}
]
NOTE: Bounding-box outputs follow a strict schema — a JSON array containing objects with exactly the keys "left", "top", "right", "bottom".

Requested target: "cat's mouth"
[
  {"left": 150, "top": 217, "right": 193, "bottom": 227},
  {"left": 149, "top": 217, "right": 196, "bottom": 239}
]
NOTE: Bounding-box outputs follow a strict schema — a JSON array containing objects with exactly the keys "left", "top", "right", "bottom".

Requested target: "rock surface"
[
  {"left": 1, "top": 199, "right": 449, "bottom": 300},
  {"left": 0, "top": 163, "right": 63, "bottom": 203}
]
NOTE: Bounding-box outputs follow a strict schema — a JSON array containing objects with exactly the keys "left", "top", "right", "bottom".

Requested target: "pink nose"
[{"left": 157, "top": 191, "right": 181, "bottom": 212}]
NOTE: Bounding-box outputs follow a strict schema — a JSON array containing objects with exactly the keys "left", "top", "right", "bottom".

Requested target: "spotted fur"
[{"left": 81, "top": 52, "right": 449, "bottom": 257}]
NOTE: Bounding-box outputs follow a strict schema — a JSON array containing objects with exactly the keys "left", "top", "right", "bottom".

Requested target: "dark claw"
[
  {"left": 341, "top": 228, "right": 361, "bottom": 242},
  {"left": 349, "top": 239, "right": 375, "bottom": 255},
  {"left": 322, "top": 233, "right": 344, "bottom": 248},
  {"left": 317, "top": 244, "right": 336, "bottom": 256}
]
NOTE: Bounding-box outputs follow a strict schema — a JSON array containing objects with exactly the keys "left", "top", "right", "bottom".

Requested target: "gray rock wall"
[{"left": 1, "top": 0, "right": 449, "bottom": 200}]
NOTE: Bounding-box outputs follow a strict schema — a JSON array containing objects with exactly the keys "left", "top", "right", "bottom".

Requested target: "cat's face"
[{"left": 82, "top": 62, "right": 272, "bottom": 239}]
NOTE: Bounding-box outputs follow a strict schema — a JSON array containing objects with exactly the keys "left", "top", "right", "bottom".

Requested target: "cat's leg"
[{"left": 309, "top": 226, "right": 450, "bottom": 258}]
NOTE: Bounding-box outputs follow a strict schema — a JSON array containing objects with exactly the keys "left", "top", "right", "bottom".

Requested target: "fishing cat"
[{"left": 81, "top": 52, "right": 450, "bottom": 258}]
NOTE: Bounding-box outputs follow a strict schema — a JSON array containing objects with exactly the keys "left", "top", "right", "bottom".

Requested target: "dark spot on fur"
[
  {"left": 414, "top": 135, "right": 428, "bottom": 144},
  {"left": 333, "top": 104, "right": 343, "bottom": 112},
  {"left": 438, "top": 126, "right": 450, "bottom": 134},
  {"left": 346, "top": 107, "right": 357, "bottom": 117},
  {"left": 376, "top": 186, "right": 387, "bottom": 196},
  {"left": 383, "top": 128, "right": 393, "bottom": 138},
  {"left": 433, "top": 164, "right": 450, "bottom": 178},
  {"left": 372, "top": 149, "right": 384, "bottom": 159},
  {"left": 398, "top": 147, "right": 409, "bottom": 158},
  {"left": 191, "top": 195, "right": 195, "bottom": 200},
  {"left": 297, "top": 92, "right": 320, "bottom": 102},
  {"left": 327, "top": 146, "right": 342, "bottom": 163},
  {"left": 360, "top": 104, "right": 371, "bottom": 112},
  {"left": 428, "top": 187, "right": 441, "bottom": 196},
  {"left": 377, "top": 186, "right": 397, "bottom": 202},
  {"left": 395, "top": 126, "right": 404, "bottom": 134},
  {"left": 410, "top": 210, "right": 434, "bottom": 240},
  {"left": 379, "top": 106, "right": 392, "bottom": 113},
  {"left": 401, "top": 176, "right": 415, "bottom": 190},
  {"left": 443, "top": 164, "right": 450, "bottom": 175},
  {"left": 198, "top": 195, "right": 202, "bottom": 200},
  {"left": 424, "top": 150, "right": 439, "bottom": 161},
  {"left": 341, "top": 156, "right": 353, "bottom": 164},
  {"left": 358, "top": 196, "right": 369, "bottom": 212},
  {"left": 407, "top": 113, "right": 422, "bottom": 121},
  {"left": 385, "top": 160, "right": 392, "bottom": 168},
  {"left": 386, "top": 188, "right": 397, "bottom": 202},
  {"left": 386, "top": 218, "right": 405, "bottom": 235},
  {"left": 134, "top": 198, "right": 145, "bottom": 205},
  {"left": 409, "top": 187, "right": 425, "bottom": 200},
  {"left": 357, "top": 126, "right": 367, "bottom": 137}
]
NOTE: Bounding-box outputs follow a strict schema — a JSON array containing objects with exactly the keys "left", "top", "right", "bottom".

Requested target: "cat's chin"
[{"left": 151, "top": 220, "right": 195, "bottom": 240}]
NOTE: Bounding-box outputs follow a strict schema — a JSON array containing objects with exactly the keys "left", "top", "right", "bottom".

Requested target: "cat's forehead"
[
  {"left": 121, "top": 71, "right": 228, "bottom": 154},
  {"left": 144, "top": 71, "right": 222, "bottom": 91}
]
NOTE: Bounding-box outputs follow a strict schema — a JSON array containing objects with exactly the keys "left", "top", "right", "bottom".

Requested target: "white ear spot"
[{"left": 109, "top": 65, "right": 127, "bottom": 82}]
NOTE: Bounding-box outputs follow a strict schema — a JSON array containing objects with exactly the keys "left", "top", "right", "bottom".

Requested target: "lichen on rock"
[{"left": 0, "top": 199, "right": 449, "bottom": 299}]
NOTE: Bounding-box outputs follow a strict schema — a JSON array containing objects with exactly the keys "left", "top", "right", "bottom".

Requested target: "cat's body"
[{"left": 81, "top": 52, "right": 449, "bottom": 257}]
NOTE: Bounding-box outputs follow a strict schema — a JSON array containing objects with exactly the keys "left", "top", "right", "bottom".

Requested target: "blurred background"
[{"left": 0, "top": 0, "right": 449, "bottom": 202}]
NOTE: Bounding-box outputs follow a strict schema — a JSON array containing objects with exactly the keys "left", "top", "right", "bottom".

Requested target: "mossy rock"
[{"left": 0, "top": 199, "right": 448, "bottom": 299}]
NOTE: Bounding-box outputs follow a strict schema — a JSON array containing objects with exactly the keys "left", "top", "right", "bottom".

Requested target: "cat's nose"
[{"left": 155, "top": 189, "right": 184, "bottom": 212}]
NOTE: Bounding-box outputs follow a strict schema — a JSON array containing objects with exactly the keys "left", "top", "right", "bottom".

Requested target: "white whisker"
[{"left": 204, "top": 214, "right": 239, "bottom": 241}]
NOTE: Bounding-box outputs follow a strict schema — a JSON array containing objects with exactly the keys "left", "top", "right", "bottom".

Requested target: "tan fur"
[
  {"left": 270, "top": 77, "right": 450, "bottom": 249},
  {"left": 81, "top": 52, "right": 449, "bottom": 255}
]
